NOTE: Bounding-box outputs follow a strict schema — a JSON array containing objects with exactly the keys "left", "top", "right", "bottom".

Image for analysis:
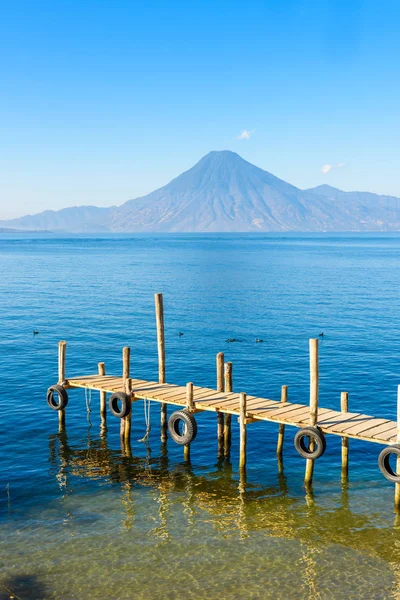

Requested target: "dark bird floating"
[
  {"left": 178, "top": 332, "right": 184, "bottom": 336},
  {"left": 255, "top": 338, "right": 264, "bottom": 343},
  {"left": 319, "top": 332, "right": 324, "bottom": 337},
  {"left": 33, "top": 330, "right": 39, "bottom": 335},
  {"left": 226, "top": 338, "right": 237, "bottom": 343}
]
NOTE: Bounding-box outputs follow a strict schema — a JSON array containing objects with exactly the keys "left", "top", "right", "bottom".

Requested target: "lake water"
[{"left": 2, "top": 233, "right": 400, "bottom": 599}]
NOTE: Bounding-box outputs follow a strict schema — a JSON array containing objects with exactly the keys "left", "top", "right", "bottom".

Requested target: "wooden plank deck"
[{"left": 67, "top": 375, "right": 397, "bottom": 446}]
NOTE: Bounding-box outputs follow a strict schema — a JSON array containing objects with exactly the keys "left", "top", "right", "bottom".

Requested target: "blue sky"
[{"left": 1, "top": 0, "right": 400, "bottom": 218}]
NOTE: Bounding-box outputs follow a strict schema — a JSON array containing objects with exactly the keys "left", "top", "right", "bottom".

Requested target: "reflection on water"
[
  {"left": 3, "top": 429, "right": 399, "bottom": 599},
  {"left": 4, "top": 234, "right": 400, "bottom": 598}
]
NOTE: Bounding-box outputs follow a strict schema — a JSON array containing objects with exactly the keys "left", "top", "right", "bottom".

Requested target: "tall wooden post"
[
  {"left": 341, "top": 391, "right": 349, "bottom": 480},
  {"left": 276, "top": 385, "right": 288, "bottom": 457},
  {"left": 395, "top": 385, "right": 400, "bottom": 512},
  {"left": 216, "top": 352, "right": 225, "bottom": 457},
  {"left": 184, "top": 382, "right": 194, "bottom": 461},
  {"left": 305, "top": 338, "right": 319, "bottom": 487},
  {"left": 121, "top": 347, "right": 130, "bottom": 440},
  {"left": 122, "top": 346, "right": 130, "bottom": 380},
  {"left": 122, "top": 378, "right": 132, "bottom": 448},
  {"left": 155, "top": 293, "right": 167, "bottom": 442},
  {"left": 58, "top": 341, "right": 67, "bottom": 429},
  {"left": 239, "top": 392, "right": 247, "bottom": 471},
  {"left": 224, "top": 362, "right": 233, "bottom": 458},
  {"left": 99, "top": 362, "right": 107, "bottom": 422}
]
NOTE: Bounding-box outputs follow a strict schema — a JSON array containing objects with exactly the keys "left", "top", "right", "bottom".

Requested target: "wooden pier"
[
  {"left": 65, "top": 375, "right": 399, "bottom": 446},
  {"left": 46, "top": 292, "right": 400, "bottom": 510}
]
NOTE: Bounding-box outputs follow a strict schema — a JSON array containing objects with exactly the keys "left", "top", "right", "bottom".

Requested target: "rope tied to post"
[
  {"left": 138, "top": 398, "right": 151, "bottom": 443},
  {"left": 85, "top": 388, "right": 92, "bottom": 424}
]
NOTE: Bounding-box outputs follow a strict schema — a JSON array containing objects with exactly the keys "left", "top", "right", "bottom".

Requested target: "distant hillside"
[
  {"left": 0, "top": 206, "right": 114, "bottom": 233},
  {"left": 2, "top": 151, "right": 400, "bottom": 232}
]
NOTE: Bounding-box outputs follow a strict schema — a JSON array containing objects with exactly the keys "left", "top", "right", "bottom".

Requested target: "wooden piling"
[
  {"left": 276, "top": 385, "right": 288, "bottom": 457},
  {"left": 224, "top": 362, "right": 233, "bottom": 457},
  {"left": 184, "top": 382, "right": 194, "bottom": 461},
  {"left": 121, "top": 378, "right": 132, "bottom": 446},
  {"left": 98, "top": 362, "right": 107, "bottom": 421},
  {"left": 155, "top": 293, "right": 167, "bottom": 442},
  {"left": 305, "top": 338, "right": 319, "bottom": 487},
  {"left": 186, "top": 382, "right": 194, "bottom": 411},
  {"left": 239, "top": 392, "right": 247, "bottom": 471},
  {"left": 122, "top": 347, "right": 130, "bottom": 381},
  {"left": 395, "top": 385, "right": 400, "bottom": 512},
  {"left": 340, "top": 391, "right": 349, "bottom": 479},
  {"left": 58, "top": 341, "right": 67, "bottom": 429},
  {"left": 216, "top": 352, "right": 225, "bottom": 457}
]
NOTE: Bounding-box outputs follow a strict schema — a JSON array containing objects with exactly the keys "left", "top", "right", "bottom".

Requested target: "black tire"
[
  {"left": 47, "top": 384, "right": 68, "bottom": 411},
  {"left": 168, "top": 410, "right": 197, "bottom": 445},
  {"left": 294, "top": 426, "right": 326, "bottom": 459},
  {"left": 109, "top": 392, "right": 131, "bottom": 418},
  {"left": 378, "top": 444, "right": 400, "bottom": 483}
]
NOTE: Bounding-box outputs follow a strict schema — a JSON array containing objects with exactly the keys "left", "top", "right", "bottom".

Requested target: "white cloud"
[
  {"left": 321, "top": 162, "right": 345, "bottom": 174},
  {"left": 237, "top": 129, "right": 254, "bottom": 140}
]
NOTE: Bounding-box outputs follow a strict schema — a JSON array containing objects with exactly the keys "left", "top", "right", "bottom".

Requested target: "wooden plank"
[
  {"left": 156, "top": 386, "right": 187, "bottom": 399},
  {"left": 276, "top": 407, "right": 315, "bottom": 423},
  {"left": 253, "top": 404, "right": 308, "bottom": 419},
  {"left": 369, "top": 421, "right": 398, "bottom": 438},
  {"left": 244, "top": 397, "right": 279, "bottom": 411},
  {"left": 324, "top": 414, "right": 371, "bottom": 434},
  {"left": 373, "top": 425, "right": 398, "bottom": 442},
  {"left": 197, "top": 392, "right": 239, "bottom": 407},
  {"left": 316, "top": 411, "right": 362, "bottom": 429},
  {"left": 132, "top": 381, "right": 171, "bottom": 391},
  {"left": 251, "top": 402, "right": 308, "bottom": 418},
  {"left": 70, "top": 377, "right": 124, "bottom": 389},
  {"left": 351, "top": 419, "right": 395, "bottom": 439},
  {"left": 68, "top": 374, "right": 104, "bottom": 381},
  {"left": 340, "top": 417, "right": 392, "bottom": 436}
]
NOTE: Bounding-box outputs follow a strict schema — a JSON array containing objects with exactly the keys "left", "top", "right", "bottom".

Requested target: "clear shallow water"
[{"left": 2, "top": 233, "right": 400, "bottom": 598}]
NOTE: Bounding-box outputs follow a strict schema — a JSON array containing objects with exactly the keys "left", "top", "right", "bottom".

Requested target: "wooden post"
[
  {"left": 184, "top": 382, "right": 194, "bottom": 461},
  {"left": 122, "top": 378, "right": 132, "bottom": 446},
  {"left": 155, "top": 293, "right": 167, "bottom": 442},
  {"left": 340, "top": 391, "right": 349, "bottom": 480},
  {"left": 58, "top": 341, "right": 67, "bottom": 429},
  {"left": 395, "top": 385, "right": 400, "bottom": 512},
  {"left": 305, "top": 338, "right": 318, "bottom": 487},
  {"left": 239, "top": 392, "right": 247, "bottom": 471},
  {"left": 224, "top": 362, "right": 233, "bottom": 458},
  {"left": 186, "top": 382, "right": 194, "bottom": 411},
  {"left": 120, "top": 347, "right": 130, "bottom": 440},
  {"left": 216, "top": 352, "right": 225, "bottom": 457},
  {"left": 122, "top": 346, "right": 130, "bottom": 381},
  {"left": 99, "top": 362, "right": 107, "bottom": 421},
  {"left": 276, "top": 385, "right": 288, "bottom": 457}
]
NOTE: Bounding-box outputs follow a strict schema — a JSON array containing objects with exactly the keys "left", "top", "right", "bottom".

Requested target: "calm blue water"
[{"left": 1, "top": 233, "right": 400, "bottom": 599}]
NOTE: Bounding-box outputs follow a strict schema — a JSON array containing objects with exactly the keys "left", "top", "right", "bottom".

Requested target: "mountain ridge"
[{"left": 2, "top": 151, "right": 400, "bottom": 232}]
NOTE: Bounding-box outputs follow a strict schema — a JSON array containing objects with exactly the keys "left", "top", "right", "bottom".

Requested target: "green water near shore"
[{"left": 2, "top": 438, "right": 400, "bottom": 599}]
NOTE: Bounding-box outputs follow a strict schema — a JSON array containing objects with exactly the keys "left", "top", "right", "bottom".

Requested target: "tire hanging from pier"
[
  {"left": 294, "top": 426, "right": 326, "bottom": 459},
  {"left": 47, "top": 384, "right": 68, "bottom": 411},
  {"left": 109, "top": 392, "right": 131, "bottom": 418},
  {"left": 168, "top": 409, "right": 197, "bottom": 445},
  {"left": 378, "top": 444, "right": 400, "bottom": 483}
]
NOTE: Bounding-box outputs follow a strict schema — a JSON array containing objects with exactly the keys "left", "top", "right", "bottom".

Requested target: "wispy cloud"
[
  {"left": 237, "top": 129, "right": 255, "bottom": 140},
  {"left": 321, "top": 163, "right": 345, "bottom": 174}
]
